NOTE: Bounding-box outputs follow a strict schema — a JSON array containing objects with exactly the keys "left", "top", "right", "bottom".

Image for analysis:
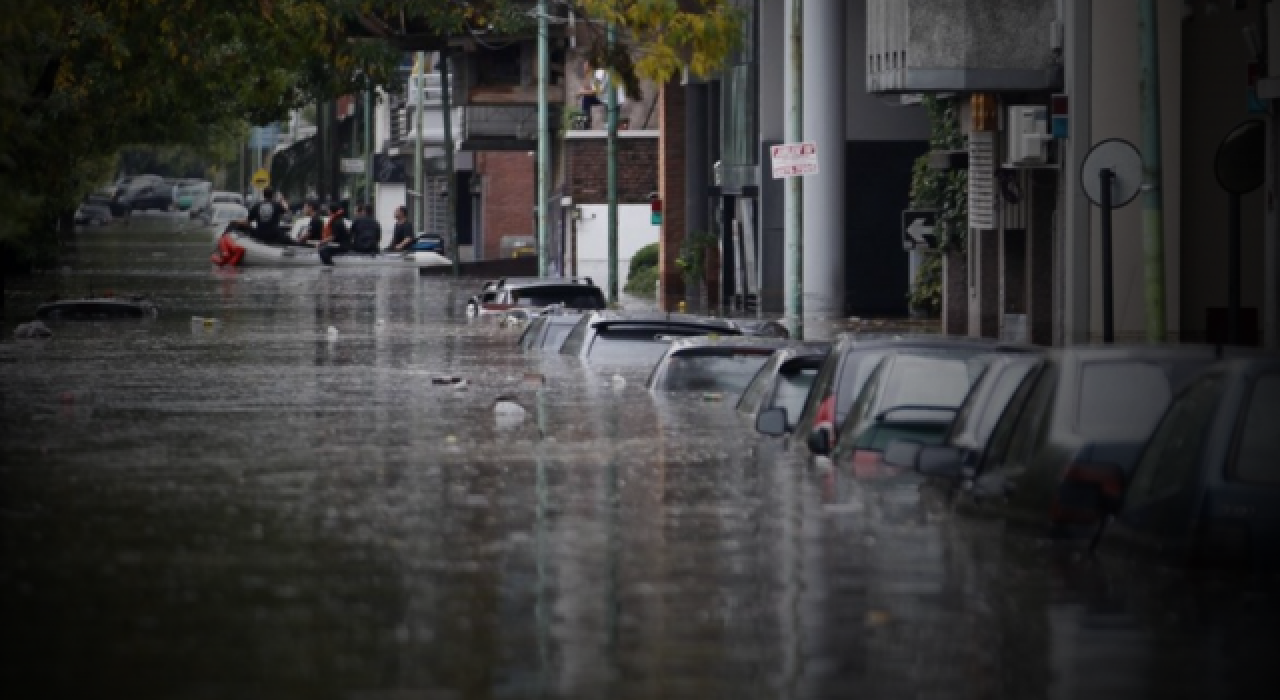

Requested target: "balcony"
[{"left": 866, "top": 0, "right": 1060, "bottom": 94}]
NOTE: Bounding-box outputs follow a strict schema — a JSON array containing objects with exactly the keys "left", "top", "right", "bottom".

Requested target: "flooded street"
[{"left": 2, "top": 230, "right": 1278, "bottom": 700}]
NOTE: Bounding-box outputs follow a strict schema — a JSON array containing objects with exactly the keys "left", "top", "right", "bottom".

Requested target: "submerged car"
[
  {"left": 789, "top": 334, "right": 1023, "bottom": 457},
  {"left": 466, "top": 277, "right": 606, "bottom": 318},
  {"left": 827, "top": 348, "right": 996, "bottom": 478},
  {"left": 1093, "top": 357, "right": 1280, "bottom": 572},
  {"left": 559, "top": 312, "right": 743, "bottom": 369},
  {"left": 646, "top": 337, "right": 795, "bottom": 395},
  {"left": 739, "top": 343, "right": 830, "bottom": 435},
  {"left": 914, "top": 345, "right": 1246, "bottom": 541},
  {"left": 75, "top": 201, "right": 113, "bottom": 226}
]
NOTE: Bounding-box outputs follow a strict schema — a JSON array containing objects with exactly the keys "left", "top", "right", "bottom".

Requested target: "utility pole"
[
  {"left": 364, "top": 88, "right": 373, "bottom": 210},
  {"left": 414, "top": 51, "right": 426, "bottom": 235},
  {"left": 1139, "top": 0, "right": 1167, "bottom": 343},
  {"left": 606, "top": 23, "right": 619, "bottom": 300},
  {"left": 440, "top": 51, "right": 459, "bottom": 277},
  {"left": 536, "top": 0, "right": 550, "bottom": 276},
  {"left": 784, "top": 0, "right": 804, "bottom": 339}
]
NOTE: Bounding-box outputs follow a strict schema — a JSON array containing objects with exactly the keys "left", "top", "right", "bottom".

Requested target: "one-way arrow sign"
[{"left": 901, "top": 210, "right": 940, "bottom": 251}]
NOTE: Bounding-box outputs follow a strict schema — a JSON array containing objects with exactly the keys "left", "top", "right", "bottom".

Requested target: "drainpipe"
[
  {"left": 441, "top": 51, "right": 459, "bottom": 277},
  {"left": 536, "top": 0, "right": 550, "bottom": 277},
  {"left": 784, "top": 0, "right": 804, "bottom": 338},
  {"left": 364, "top": 88, "right": 373, "bottom": 211},
  {"left": 1139, "top": 0, "right": 1168, "bottom": 343},
  {"left": 607, "top": 22, "right": 619, "bottom": 300}
]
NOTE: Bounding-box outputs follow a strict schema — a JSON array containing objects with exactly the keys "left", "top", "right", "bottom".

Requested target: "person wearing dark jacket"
[
  {"left": 386, "top": 206, "right": 414, "bottom": 252},
  {"left": 349, "top": 204, "right": 383, "bottom": 254}
]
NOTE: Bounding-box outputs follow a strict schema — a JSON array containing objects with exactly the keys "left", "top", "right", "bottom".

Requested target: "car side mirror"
[
  {"left": 806, "top": 427, "right": 831, "bottom": 456},
  {"left": 916, "top": 446, "right": 966, "bottom": 479},
  {"left": 883, "top": 440, "right": 923, "bottom": 469},
  {"left": 756, "top": 407, "right": 788, "bottom": 437},
  {"left": 1054, "top": 461, "right": 1126, "bottom": 523}
]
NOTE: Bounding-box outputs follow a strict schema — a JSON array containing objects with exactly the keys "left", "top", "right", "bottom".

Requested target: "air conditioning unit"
[{"left": 1005, "top": 105, "right": 1051, "bottom": 167}]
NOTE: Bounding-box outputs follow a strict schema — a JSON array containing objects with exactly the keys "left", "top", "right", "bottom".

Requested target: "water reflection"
[{"left": 2, "top": 229, "right": 1278, "bottom": 699}]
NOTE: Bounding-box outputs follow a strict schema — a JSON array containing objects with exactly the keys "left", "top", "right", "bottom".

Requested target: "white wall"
[
  {"left": 574, "top": 204, "right": 660, "bottom": 293},
  {"left": 375, "top": 183, "right": 407, "bottom": 249}
]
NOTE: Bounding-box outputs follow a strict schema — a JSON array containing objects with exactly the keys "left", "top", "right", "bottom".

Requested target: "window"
[
  {"left": 1077, "top": 361, "right": 1174, "bottom": 440},
  {"left": 1127, "top": 373, "right": 1226, "bottom": 508},
  {"left": 981, "top": 364, "right": 1052, "bottom": 472},
  {"left": 586, "top": 330, "right": 677, "bottom": 366},
  {"left": 541, "top": 322, "right": 575, "bottom": 352},
  {"left": 510, "top": 286, "right": 606, "bottom": 310},
  {"left": 559, "top": 316, "right": 591, "bottom": 356},
  {"left": 654, "top": 351, "right": 773, "bottom": 394},
  {"left": 1231, "top": 373, "right": 1280, "bottom": 486},
  {"left": 518, "top": 317, "right": 546, "bottom": 351},
  {"left": 737, "top": 352, "right": 782, "bottom": 415},
  {"left": 771, "top": 364, "right": 820, "bottom": 429}
]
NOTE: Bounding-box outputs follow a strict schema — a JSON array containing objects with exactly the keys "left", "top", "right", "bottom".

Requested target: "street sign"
[
  {"left": 250, "top": 168, "right": 270, "bottom": 189},
  {"left": 341, "top": 158, "right": 366, "bottom": 175},
  {"left": 901, "top": 210, "right": 939, "bottom": 251},
  {"left": 770, "top": 142, "right": 819, "bottom": 179}
]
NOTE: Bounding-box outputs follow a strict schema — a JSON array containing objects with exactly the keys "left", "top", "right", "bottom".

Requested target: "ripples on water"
[{"left": 1, "top": 230, "right": 1277, "bottom": 699}]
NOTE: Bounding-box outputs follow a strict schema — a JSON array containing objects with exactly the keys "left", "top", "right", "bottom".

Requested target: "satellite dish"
[
  {"left": 1081, "top": 139, "right": 1143, "bottom": 208},
  {"left": 1215, "top": 119, "right": 1265, "bottom": 195}
]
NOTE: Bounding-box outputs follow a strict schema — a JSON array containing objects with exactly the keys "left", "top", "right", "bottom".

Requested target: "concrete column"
[
  {"left": 685, "top": 83, "right": 711, "bottom": 304},
  {"left": 1060, "top": 0, "right": 1092, "bottom": 344},
  {"left": 802, "top": 0, "right": 846, "bottom": 320}
]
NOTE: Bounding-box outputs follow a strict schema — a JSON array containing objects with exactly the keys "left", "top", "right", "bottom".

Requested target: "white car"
[{"left": 210, "top": 191, "right": 245, "bottom": 208}]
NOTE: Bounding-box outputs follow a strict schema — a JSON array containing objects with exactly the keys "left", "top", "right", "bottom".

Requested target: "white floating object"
[
  {"left": 610, "top": 374, "right": 626, "bottom": 390},
  {"left": 327, "top": 326, "right": 339, "bottom": 337},
  {"left": 494, "top": 399, "right": 527, "bottom": 430}
]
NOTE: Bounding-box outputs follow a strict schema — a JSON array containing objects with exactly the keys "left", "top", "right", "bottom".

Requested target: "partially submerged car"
[
  {"left": 739, "top": 343, "right": 831, "bottom": 435},
  {"left": 466, "top": 277, "right": 606, "bottom": 318},
  {"left": 517, "top": 311, "right": 585, "bottom": 353},
  {"left": 1093, "top": 357, "right": 1280, "bottom": 572},
  {"left": 646, "top": 336, "right": 795, "bottom": 396},
  {"left": 559, "top": 312, "right": 743, "bottom": 369}
]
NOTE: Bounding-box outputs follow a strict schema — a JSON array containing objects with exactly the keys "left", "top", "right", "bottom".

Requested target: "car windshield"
[
  {"left": 840, "top": 351, "right": 990, "bottom": 451},
  {"left": 653, "top": 350, "right": 775, "bottom": 394},
  {"left": 510, "top": 286, "right": 606, "bottom": 309},
  {"left": 948, "top": 359, "right": 1039, "bottom": 448},
  {"left": 586, "top": 330, "right": 677, "bottom": 366}
]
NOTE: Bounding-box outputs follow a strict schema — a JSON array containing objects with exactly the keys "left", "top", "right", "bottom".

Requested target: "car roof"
[
  {"left": 1049, "top": 344, "right": 1261, "bottom": 363},
  {"left": 497, "top": 276, "right": 598, "bottom": 289},
  {"left": 664, "top": 336, "right": 796, "bottom": 354},
  {"left": 582, "top": 311, "right": 742, "bottom": 332}
]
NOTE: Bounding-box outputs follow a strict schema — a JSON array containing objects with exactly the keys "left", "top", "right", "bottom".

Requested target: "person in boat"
[
  {"left": 385, "top": 206, "right": 414, "bottom": 252},
  {"left": 318, "top": 201, "right": 351, "bottom": 266},
  {"left": 241, "top": 187, "right": 288, "bottom": 245},
  {"left": 295, "top": 200, "right": 325, "bottom": 245},
  {"left": 349, "top": 203, "right": 382, "bottom": 254}
]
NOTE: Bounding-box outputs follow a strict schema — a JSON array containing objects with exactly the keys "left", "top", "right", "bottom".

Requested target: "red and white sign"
[{"left": 770, "top": 142, "right": 820, "bottom": 179}]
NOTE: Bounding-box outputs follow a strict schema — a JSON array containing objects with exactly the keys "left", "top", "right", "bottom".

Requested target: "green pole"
[
  {"left": 785, "top": 0, "right": 804, "bottom": 339},
  {"left": 364, "top": 88, "right": 373, "bottom": 210},
  {"left": 440, "top": 51, "right": 459, "bottom": 277},
  {"left": 414, "top": 52, "right": 426, "bottom": 235},
  {"left": 536, "top": 0, "right": 550, "bottom": 277},
  {"left": 607, "top": 23, "right": 619, "bottom": 300},
  {"left": 1139, "top": 0, "right": 1167, "bottom": 343}
]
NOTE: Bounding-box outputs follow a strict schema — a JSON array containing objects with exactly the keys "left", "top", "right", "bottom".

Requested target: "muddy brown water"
[{"left": 2, "top": 229, "right": 1276, "bottom": 699}]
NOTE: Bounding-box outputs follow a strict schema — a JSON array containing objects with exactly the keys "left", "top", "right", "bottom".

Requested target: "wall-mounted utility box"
[{"left": 1005, "top": 105, "right": 1051, "bottom": 167}]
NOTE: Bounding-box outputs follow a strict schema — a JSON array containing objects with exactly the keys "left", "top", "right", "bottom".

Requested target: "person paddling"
[{"left": 319, "top": 201, "right": 351, "bottom": 266}]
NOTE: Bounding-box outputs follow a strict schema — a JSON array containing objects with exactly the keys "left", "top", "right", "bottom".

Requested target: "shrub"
[{"left": 624, "top": 263, "right": 660, "bottom": 299}]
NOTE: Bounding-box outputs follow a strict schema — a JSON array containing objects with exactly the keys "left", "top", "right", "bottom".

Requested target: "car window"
[
  {"left": 950, "top": 360, "right": 1039, "bottom": 449},
  {"left": 653, "top": 351, "right": 773, "bottom": 394},
  {"left": 510, "top": 286, "right": 607, "bottom": 309},
  {"left": 1001, "top": 363, "right": 1057, "bottom": 469},
  {"left": 1126, "top": 373, "right": 1226, "bottom": 510},
  {"left": 772, "top": 364, "right": 820, "bottom": 429},
  {"left": 518, "top": 317, "right": 546, "bottom": 351},
  {"left": 586, "top": 331, "right": 675, "bottom": 366},
  {"left": 982, "top": 363, "right": 1054, "bottom": 472},
  {"left": 879, "top": 353, "right": 987, "bottom": 411},
  {"left": 1076, "top": 361, "right": 1174, "bottom": 440},
  {"left": 844, "top": 358, "right": 889, "bottom": 441},
  {"left": 1231, "top": 373, "right": 1280, "bottom": 486},
  {"left": 737, "top": 352, "right": 783, "bottom": 415},
  {"left": 559, "top": 316, "right": 591, "bottom": 356},
  {"left": 793, "top": 347, "right": 844, "bottom": 437},
  {"left": 541, "top": 321, "right": 575, "bottom": 352},
  {"left": 834, "top": 349, "right": 890, "bottom": 426}
]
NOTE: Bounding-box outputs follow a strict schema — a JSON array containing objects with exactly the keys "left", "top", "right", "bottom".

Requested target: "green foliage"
[
  {"left": 624, "top": 263, "right": 660, "bottom": 299},
  {"left": 907, "top": 253, "right": 943, "bottom": 317},
  {"left": 628, "top": 242, "right": 660, "bottom": 277},
  {"left": 675, "top": 231, "right": 718, "bottom": 281},
  {"left": 909, "top": 95, "right": 968, "bottom": 253}
]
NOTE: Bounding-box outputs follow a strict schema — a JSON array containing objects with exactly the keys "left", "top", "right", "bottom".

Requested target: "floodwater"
[{"left": 2, "top": 229, "right": 1277, "bottom": 700}]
